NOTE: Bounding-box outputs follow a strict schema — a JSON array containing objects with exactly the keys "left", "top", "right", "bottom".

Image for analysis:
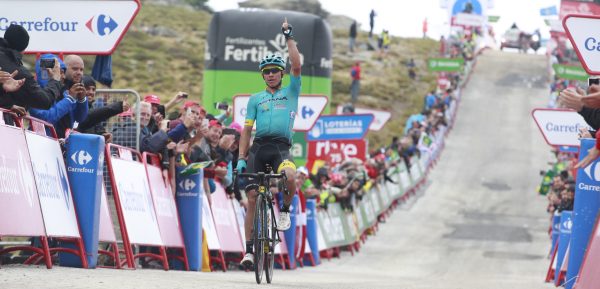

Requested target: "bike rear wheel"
[
  {"left": 265, "top": 201, "right": 277, "bottom": 283},
  {"left": 254, "top": 193, "right": 266, "bottom": 284}
]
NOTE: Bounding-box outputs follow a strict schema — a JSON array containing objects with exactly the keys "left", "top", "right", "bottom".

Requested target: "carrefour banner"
[
  {"left": 0, "top": 0, "right": 140, "bottom": 54},
  {"left": 566, "top": 138, "right": 600, "bottom": 289}
]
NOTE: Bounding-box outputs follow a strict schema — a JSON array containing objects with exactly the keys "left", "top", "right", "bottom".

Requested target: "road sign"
[
  {"left": 532, "top": 108, "right": 592, "bottom": 147},
  {"left": 552, "top": 64, "right": 588, "bottom": 81},
  {"left": 232, "top": 94, "right": 328, "bottom": 131},
  {"left": 336, "top": 105, "right": 391, "bottom": 131},
  {"left": 427, "top": 58, "right": 464, "bottom": 72},
  {"left": 563, "top": 14, "right": 600, "bottom": 75},
  {"left": 306, "top": 114, "right": 374, "bottom": 141},
  {"left": 2, "top": 0, "right": 140, "bottom": 55}
]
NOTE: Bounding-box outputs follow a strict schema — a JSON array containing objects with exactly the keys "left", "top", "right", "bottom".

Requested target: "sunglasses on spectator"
[{"left": 261, "top": 67, "right": 283, "bottom": 75}]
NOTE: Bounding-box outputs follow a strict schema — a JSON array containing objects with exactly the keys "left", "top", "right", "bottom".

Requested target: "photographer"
[
  {"left": 28, "top": 55, "right": 88, "bottom": 138},
  {"left": 0, "top": 24, "right": 61, "bottom": 110}
]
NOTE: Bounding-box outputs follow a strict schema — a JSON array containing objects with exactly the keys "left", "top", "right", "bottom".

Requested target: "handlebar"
[{"left": 234, "top": 170, "right": 287, "bottom": 180}]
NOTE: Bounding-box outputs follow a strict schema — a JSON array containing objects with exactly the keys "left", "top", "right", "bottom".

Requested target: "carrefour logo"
[
  {"left": 561, "top": 219, "right": 573, "bottom": 232},
  {"left": 85, "top": 14, "right": 118, "bottom": 36},
  {"left": 71, "top": 150, "right": 92, "bottom": 166}
]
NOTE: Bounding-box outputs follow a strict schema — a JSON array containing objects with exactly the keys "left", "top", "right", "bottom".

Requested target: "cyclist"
[{"left": 237, "top": 18, "right": 301, "bottom": 268}]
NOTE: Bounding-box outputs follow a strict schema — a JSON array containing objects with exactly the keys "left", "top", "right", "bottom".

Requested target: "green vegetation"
[{"left": 24, "top": 3, "right": 439, "bottom": 149}]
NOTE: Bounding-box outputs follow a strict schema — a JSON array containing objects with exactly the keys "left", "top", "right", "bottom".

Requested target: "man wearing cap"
[
  {"left": 144, "top": 94, "right": 162, "bottom": 133},
  {"left": 0, "top": 24, "right": 61, "bottom": 109},
  {"left": 237, "top": 19, "right": 301, "bottom": 267}
]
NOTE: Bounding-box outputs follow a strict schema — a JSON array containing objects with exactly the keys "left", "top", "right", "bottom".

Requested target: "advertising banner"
[
  {"left": 428, "top": 58, "right": 465, "bottom": 72},
  {"left": 306, "top": 139, "right": 367, "bottom": 170},
  {"left": 110, "top": 157, "right": 162, "bottom": 246},
  {"left": 555, "top": 211, "right": 573, "bottom": 285},
  {"left": 573, "top": 216, "right": 600, "bottom": 289},
  {"left": 532, "top": 108, "right": 590, "bottom": 147},
  {"left": 176, "top": 169, "right": 204, "bottom": 271},
  {"left": 203, "top": 9, "right": 332, "bottom": 114},
  {"left": 316, "top": 207, "right": 346, "bottom": 248},
  {"left": 26, "top": 132, "right": 80, "bottom": 238},
  {"left": 63, "top": 133, "right": 104, "bottom": 267},
  {"left": 307, "top": 114, "right": 374, "bottom": 141},
  {"left": 336, "top": 106, "right": 391, "bottom": 131},
  {"left": 210, "top": 183, "right": 244, "bottom": 253},
  {"left": 146, "top": 164, "right": 184, "bottom": 248},
  {"left": 553, "top": 64, "right": 588, "bottom": 81},
  {"left": 0, "top": 125, "right": 45, "bottom": 237},
  {"left": 1, "top": 0, "right": 140, "bottom": 54},
  {"left": 233, "top": 94, "right": 328, "bottom": 131},
  {"left": 566, "top": 138, "right": 600, "bottom": 289},
  {"left": 99, "top": 184, "right": 117, "bottom": 242},
  {"left": 564, "top": 14, "right": 600, "bottom": 75}
]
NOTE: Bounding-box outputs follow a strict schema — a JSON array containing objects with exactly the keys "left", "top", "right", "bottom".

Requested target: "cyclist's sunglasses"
[{"left": 261, "top": 67, "right": 283, "bottom": 75}]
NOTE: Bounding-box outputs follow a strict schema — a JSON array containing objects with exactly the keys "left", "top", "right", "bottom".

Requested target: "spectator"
[
  {"left": 0, "top": 24, "right": 60, "bottom": 110},
  {"left": 424, "top": 90, "right": 437, "bottom": 110},
  {"left": 112, "top": 101, "right": 188, "bottom": 153},
  {"left": 77, "top": 75, "right": 129, "bottom": 138},
  {"left": 369, "top": 9, "right": 376, "bottom": 38},
  {"left": 349, "top": 21, "right": 357, "bottom": 53},
  {"left": 422, "top": 18, "right": 428, "bottom": 39},
  {"left": 0, "top": 69, "right": 24, "bottom": 94},
  {"left": 350, "top": 62, "right": 361, "bottom": 103},
  {"left": 169, "top": 100, "right": 206, "bottom": 131},
  {"left": 296, "top": 166, "right": 319, "bottom": 198},
  {"left": 144, "top": 94, "right": 163, "bottom": 133}
]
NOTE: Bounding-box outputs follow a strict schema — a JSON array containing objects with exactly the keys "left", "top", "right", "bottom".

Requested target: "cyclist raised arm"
[{"left": 237, "top": 18, "right": 301, "bottom": 268}]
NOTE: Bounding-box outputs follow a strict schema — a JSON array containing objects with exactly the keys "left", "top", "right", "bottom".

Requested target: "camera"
[
  {"left": 215, "top": 102, "right": 229, "bottom": 110},
  {"left": 40, "top": 58, "right": 55, "bottom": 69},
  {"left": 589, "top": 77, "right": 600, "bottom": 87}
]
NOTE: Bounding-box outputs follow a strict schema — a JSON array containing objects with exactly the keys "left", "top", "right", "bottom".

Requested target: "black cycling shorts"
[{"left": 247, "top": 136, "right": 294, "bottom": 175}]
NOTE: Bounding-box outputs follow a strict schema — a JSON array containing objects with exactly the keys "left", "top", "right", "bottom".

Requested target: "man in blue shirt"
[{"left": 237, "top": 19, "right": 301, "bottom": 268}]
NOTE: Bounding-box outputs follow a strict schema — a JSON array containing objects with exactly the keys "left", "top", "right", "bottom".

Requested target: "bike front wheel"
[
  {"left": 254, "top": 193, "right": 266, "bottom": 284},
  {"left": 265, "top": 202, "right": 277, "bottom": 283}
]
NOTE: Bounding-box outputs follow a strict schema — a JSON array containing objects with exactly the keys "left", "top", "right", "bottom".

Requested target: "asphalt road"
[{"left": 0, "top": 50, "right": 554, "bottom": 289}]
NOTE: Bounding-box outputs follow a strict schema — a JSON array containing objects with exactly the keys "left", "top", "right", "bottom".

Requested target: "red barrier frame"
[
  {"left": 105, "top": 144, "right": 168, "bottom": 270},
  {"left": 142, "top": 152, "right": 190, "bottom": 271},
  {"left": 20, "top": 116, "right": 88, "bottom": 269}
]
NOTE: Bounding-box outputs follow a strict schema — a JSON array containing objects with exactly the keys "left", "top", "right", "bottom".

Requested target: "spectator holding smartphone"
[{"left": 29, "top": 55, "right": 88, "bottom": 138}]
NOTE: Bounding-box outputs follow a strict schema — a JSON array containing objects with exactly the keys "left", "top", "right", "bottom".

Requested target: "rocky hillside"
[{"left": 23, "top": 1, "right": 439, "bottom": 148}]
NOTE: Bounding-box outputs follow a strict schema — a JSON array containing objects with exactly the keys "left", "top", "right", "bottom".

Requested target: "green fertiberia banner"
[
  {"left": 553, "top": 64, "right": 588, "bottom": 81},
  {"left": 428, "top": 58, "right": 464, "bottom": 72},
  {"left": 488, "top": 15, "right": 500, "bottom": 23}
]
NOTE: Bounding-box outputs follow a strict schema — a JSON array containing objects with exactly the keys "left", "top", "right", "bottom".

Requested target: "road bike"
[{"left": 234, "top": 169, "right": 287, "bottom": 284}]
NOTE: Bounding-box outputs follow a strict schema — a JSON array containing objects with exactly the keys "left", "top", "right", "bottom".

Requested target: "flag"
[
  {"left": 91, "top": 55, "right": 113, "bottom": 87},
  {"left": 540, "top": 6, "right": 558, "bottom": 16}
]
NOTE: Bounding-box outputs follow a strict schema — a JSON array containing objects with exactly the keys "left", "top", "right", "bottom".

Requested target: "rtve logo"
[{"left": 85, "top": 14, "right": 118, "bottom": 36}]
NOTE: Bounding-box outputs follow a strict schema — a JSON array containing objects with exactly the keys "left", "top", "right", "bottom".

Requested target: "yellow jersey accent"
[
  {"left": 277, "top": 159, "right": 296, "bottom": 173},
  {"left": 245, "top": 119, "right": 254, "bottom": 127}
]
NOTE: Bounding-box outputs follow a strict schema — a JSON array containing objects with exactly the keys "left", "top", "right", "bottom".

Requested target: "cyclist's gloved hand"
[
  {"left": 237, "top": 159, "right": 247, "bottom": 172},
  {"left": 282, "top": 24, "right": 293, "bottom": 40}
]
